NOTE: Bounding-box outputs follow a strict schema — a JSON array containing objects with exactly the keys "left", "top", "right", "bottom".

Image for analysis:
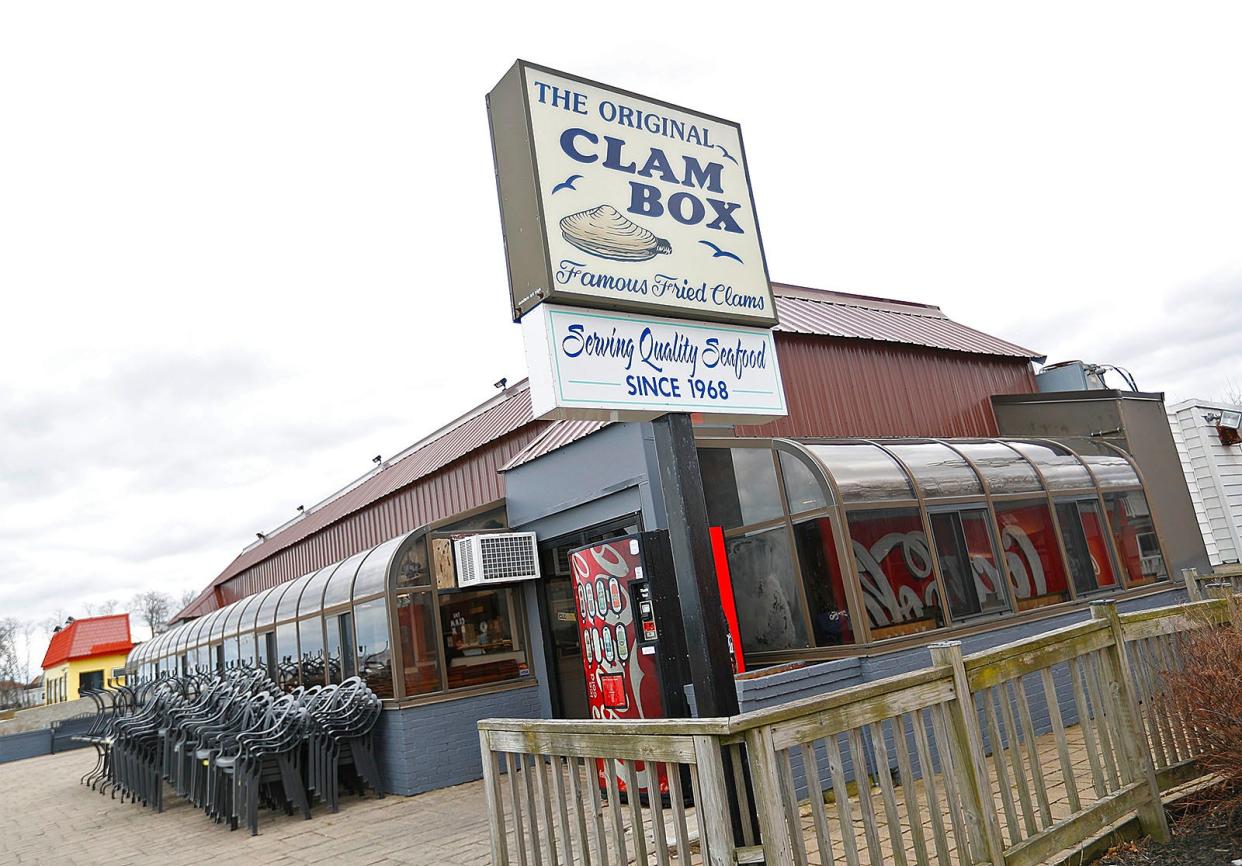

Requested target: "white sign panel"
[
  {"left": 523, "top": 305, "right": 787, "bottom": 422},
  {"left": 489, "top": 61, "right": 776, "bottom": 327}
]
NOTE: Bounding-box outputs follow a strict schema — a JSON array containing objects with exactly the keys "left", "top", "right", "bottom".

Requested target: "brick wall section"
[{"left": 375, "top": 684, "right": 543, "bottom": 796}]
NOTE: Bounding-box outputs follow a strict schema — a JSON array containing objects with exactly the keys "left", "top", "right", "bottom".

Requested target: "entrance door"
[{"left": 538, "top": 515, "right": 640, "bottom": 718}]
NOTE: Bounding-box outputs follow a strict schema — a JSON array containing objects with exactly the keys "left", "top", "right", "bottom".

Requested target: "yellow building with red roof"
[{"left": 41, "top": 614, "right": 134, "bottom": 704}]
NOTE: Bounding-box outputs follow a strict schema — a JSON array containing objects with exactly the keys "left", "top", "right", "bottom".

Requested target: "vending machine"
[{"left": 569, "top": 531, "right": 689, "bottom": 794}]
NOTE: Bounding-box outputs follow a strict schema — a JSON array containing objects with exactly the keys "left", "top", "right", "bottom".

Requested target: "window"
[
  {"left": 726, "top": 526, "right": 809, "bottom": 654},
  {"left": 994, "top": 501, "right": 1072, "bottom": 608},
  {"left": 325, "top": 613, "right": 354, "bottom": 684},
  {"left": 78, "top": 670, "right": 104, "bottom": 695},
  {"left": 807, "top": 443, "right": 913, "bottom": 503},
  {"left": 1103, "top": 491, "right": 1166, "bottom": 585},
  {"left": 275, "top": 621, "right": 298, "bottom": 690},
  {"left": 396, "top": 593, "right": 441, "bottom": 695},
  {"left": 779, "top": 450, "right": 828, "bottom": 514},
  {"left": 299, "top": 617, "right": 325, "bottom": 686},
  {"left": 257, "top": 631, "right": 275, "bottom": 680},
  {"left": 792, "top": 517, "right": 853, "bottom": 646},
  {"left": 847, "top": 508, "right": 940, "bottom": 639},
  {"left": 354, "top": 599, "right": 393, "bottom": 699},
  {"left": 1055, "top": 500, "right": 1118, "bottom": 595},
  {"left": 699, "top": 448, "right": 784, "bottom": 529},
  {"left": 438, "top": 589, "right": 527, "bottom": 690},
  {"left": 929, "top": 509, "right": 1009, "bottom": 620}
]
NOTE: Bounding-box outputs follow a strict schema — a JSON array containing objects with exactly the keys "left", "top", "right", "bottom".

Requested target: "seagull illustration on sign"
[
  {"left": 699, "top": 240, "right": 744, "bottom": 263},
  {"left": 552, "top": 174, "right": 583, "bottom": 194},
  {"left": 713, "top": 144, "right": 739, "bottom": 165}
]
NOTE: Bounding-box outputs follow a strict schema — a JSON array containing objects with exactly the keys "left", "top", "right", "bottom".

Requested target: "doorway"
[{"left": 537, "top": 514, "right": 641, "bottom": 718}]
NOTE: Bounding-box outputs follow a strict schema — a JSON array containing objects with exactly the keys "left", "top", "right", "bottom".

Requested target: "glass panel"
[
  {"left": 354, "top": 535, "right": 407, "bottom": 599},
  {"left": 954, "top": 442, "right": 1043, "bottom": 494},
  {"left": 221, "top": 602, "right": 245, "bottom": 638},
  {"left": 297, "top": 566, "right": 335, "bottom": 618},
  {"left": 397, "top": 593, "right": 442, "bottom": 695},
  {"left": 808, "top": 443, "right": 914, "bottom": 503},
  {"left": 440, "top": 589, "right": 527, "bottom": 690},
  {"left": 238, "top": 631, "right": 256, "bottom": 669},
  {"left": 994, "top": 500, "right": 1073, "bottom": 609},
  {"left": 699, "top": 447, "right": 784, "bottom": 529},
  {"left": 255, "top": 584, "right": 287, "bottom": 628},
  {"left": 257, "top": 631, "right": 274, "bottom": 680},
  {"left": 779, "top": 449, "right": 829, "bottom": 513},
  {"left": 354, "top": 598, "right": 394, "bottom": 699},
  {"left": 325, "top": 613, "right": 354, "bottom": 684},
  {"left": 231, "top": 594, "right": 260, "bottom": 638},
  {"left": 223, "top": 636, "right": 240, "bottom": 670},
  {"left": 725, "top": 525, "right": 809, "bottom": 654},
  {"left": 1007, "top": 441, "right": 1093, "bottom": 491},
  {"left": 298, "top": 617, "right": 326, "bottom": 686},
  {"left": 791, "top": 517, "right": 854, "bottom": 646},
  {"left": 393, "top": 536, "right": 430, "bottom": 590},
  {"left": 277, "top": 572, "right": 317, "bottom": 622},
  {"left": 441, "top": 506, "right": 507, "bottom": 531},
  {"left": 847, "top": 507, "right": 941, "bottom": 638},
  {"left": 323, "top": 550, "right": 366, "bottom": 608},
  {"left": 209, "top": 606, "right": 233, "bottom": 641},
  {"left": 885, "top": 442, "right": 983, "bottom": 498},
  {"left": 275, "top": 621, "right": 299, "bottom": 690},
  {"left": 929, "top": 509, "right": 1009, "bottom": 620},
  {"left": 1080, "top": 455, "right": 1140, "bottom": 489},
  {"left": 1103, "top": 491, "right": 1166, "bottom": 585},
  {"left": 1055, "top": 501, "right": 1118, "bottom": 595}
]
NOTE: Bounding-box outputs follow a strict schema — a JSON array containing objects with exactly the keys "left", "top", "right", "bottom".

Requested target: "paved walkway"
[{"left": 0, "top": 750, "right": 493, "bottom": 866}]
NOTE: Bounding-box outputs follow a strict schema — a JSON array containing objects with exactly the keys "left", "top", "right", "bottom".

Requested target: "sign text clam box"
[
  {"left": 523, "top": 305, "right": 787, "bottom": 422},
  {"left": 488, "top": 60, "right": 777, "bottom": 328}
]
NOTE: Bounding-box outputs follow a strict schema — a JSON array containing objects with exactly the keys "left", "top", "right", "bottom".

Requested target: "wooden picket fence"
[{"left": 478, "top": 596, "right": 1238, "bottom": 866}]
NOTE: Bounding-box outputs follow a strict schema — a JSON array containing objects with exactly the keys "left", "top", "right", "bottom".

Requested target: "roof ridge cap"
[{"left": 773, "top": 284, "right": 947, "bottom": 318}]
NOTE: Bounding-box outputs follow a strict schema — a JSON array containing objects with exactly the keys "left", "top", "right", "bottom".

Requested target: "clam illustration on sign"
[{"left": 488, "top": 61, "right": 777, "bottom": 327}]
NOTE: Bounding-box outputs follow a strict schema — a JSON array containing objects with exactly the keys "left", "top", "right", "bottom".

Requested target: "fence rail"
[{"left": 479, "top": 597, "right": 1238, "bottom": 865}]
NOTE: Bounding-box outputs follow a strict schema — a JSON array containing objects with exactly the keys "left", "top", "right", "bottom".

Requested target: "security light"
[{"left": 1221, "top": 410, "right": 1241, "bottom": 431}]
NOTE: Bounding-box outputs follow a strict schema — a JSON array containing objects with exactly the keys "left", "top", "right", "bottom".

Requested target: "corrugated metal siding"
[
  {"left": 1168, "top": 406, "right": 1221, "bottom": 565},
  {"left": 180, "top": 421, "right": 546, "bottom": 618},
  {"left": 736, "top": 334, "right": 1037, "bottom": 439},
  {"left": 772, "top": 286, "right": 1043, "bottom": 360}
]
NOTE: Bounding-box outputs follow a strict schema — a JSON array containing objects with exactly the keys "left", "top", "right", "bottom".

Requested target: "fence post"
[
  {"left": 693, "top": 735, "right": 739, "bottom": 866},
  {"left": 1181, "top": 567, "right": 1201, "bottom": 601},
  {"left": 928, "top": 641, "right": 1006, "bottom": 866},
  {"left": 1090, "top": 601, "right": 1171, "bottom": 844},
  {"left": 742, "top": 724, "right": 794, "bottom": 866},
  {"left": 478, "top": 730, "right": 510, "bottom": 866}
]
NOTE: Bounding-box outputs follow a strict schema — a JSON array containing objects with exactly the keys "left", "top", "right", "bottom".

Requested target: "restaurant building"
[{"left": 132, "top": 283, "right": 1188, "bottom": 794}]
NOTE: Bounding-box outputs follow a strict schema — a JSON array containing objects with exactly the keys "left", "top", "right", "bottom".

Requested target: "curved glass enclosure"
[
  {"left": 698, "top": 436, "right": 1169, "bottom": 662},
  {"left": 129, "top": 520, "right": 533, "bottom": 702}
]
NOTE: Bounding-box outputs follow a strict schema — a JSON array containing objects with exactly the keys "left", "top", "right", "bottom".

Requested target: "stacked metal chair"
[{"left": 75, "top": 665, "right": 384, "bottom": 835}]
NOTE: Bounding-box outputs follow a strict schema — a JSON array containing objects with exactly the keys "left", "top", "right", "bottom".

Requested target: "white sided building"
[{"left": 1168, "top": 398, "right": 1242, "bottom": 566}]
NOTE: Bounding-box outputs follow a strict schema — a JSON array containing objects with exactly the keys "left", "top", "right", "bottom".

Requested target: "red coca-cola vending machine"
[{"left": 570, "top": 531, "right": 689, "bottom": 795}]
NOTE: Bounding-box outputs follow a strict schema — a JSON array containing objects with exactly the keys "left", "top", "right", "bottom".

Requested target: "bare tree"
[
  {"left": 178, "top": 589, "right": 197, "bottom": 611},
  {"left": 1224, "top": 377, "right": 1242, "bottom": 407},
  {"left": 0, "top": 618, "right": 23, "bottom": 709},
  {"left": 83, "top": 599, "right": 119, "bottom": 617},
  {"left": 129, "top": 591, "right": 173, "bottom": 638}
]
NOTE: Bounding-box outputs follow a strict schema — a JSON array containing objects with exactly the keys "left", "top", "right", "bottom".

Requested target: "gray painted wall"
[
  {"left": 0, "top": 728, "right": 52, "bottom": 764},
  {"left": 375, "top": 683, "right": 543, "bottom": 796}
]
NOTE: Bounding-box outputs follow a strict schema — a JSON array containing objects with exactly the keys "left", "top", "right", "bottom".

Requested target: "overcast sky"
[{"left": 2, "top": 3, "right": 1240, "bottom": 655}]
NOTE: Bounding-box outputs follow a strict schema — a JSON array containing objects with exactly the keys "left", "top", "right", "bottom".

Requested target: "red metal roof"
[
  {"left": 502, "top": 419, "right": 611, "bottom": 471},
  {"left": 41, "top": 614, "right": 134, "bottom": 670},
  {"left": 771, "top": 284, "right": 1044, "bottom": 361},
  {"left": 174, "top": 383, "right": 545, "bottom": 620}
]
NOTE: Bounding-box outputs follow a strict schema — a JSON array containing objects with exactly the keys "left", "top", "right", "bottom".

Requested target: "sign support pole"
[{"left": 650, "top": 411, "right": 740, "bottom": 719}]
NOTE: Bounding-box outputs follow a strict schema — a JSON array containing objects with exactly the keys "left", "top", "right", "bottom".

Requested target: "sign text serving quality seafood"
[{"left": 488, "top": 62, "right": 777, "bottom": 327}]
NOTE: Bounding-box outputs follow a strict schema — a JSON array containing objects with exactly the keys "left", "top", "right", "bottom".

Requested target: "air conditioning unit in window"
[{"left": 453, "top": 532, "right": 541, "bottom": 588}]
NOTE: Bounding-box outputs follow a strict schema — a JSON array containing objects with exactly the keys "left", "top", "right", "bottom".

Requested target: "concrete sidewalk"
[{"left": 0, "top": 750, "right": 494, "bottom": 866}]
